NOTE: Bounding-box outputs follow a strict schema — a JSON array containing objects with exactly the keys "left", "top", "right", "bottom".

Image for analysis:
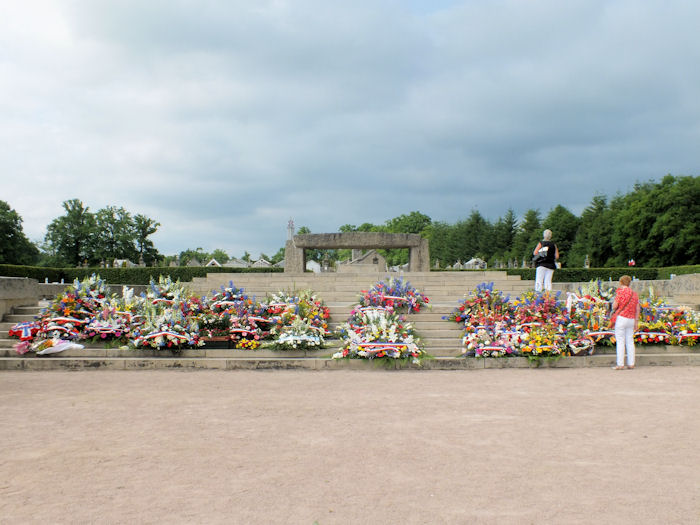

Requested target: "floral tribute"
[
  {"left": 43, "top": 274, "right": 110, "bottom": 339},
  {"left": 446, "top": 283, "right": 520, "bottom": 358},
  {"left": 333, "top": 277, "right": 429, "bottom": 363},
  {"left": 272, "top": 318, "right": 325, "bottom": 350},
  {"left": 263, "top": 289, "right": 330, "bottom": 350},
  {"left": 446, "top": 280, "right": 700, "bottom": 359},
  {"left": 451, "top": 285, "right": 578, "bottom": 359},
  {"left": 201, "top": 282, "right": 263, "bottom": 349},
  {"left": 358, "top": 277, "right": 429, "bottom": 313},
  {"left": 131, "top": 305, "right": 203, "bottom": 349},
  {"left": 130, "top": 277, "right": 203, "bottom": 350},
  {"left": 333, "top": 307, "right": 424, "bottom": 362},
  {"left": 565, "top": 280, "right": 616, "bottom": 345}
]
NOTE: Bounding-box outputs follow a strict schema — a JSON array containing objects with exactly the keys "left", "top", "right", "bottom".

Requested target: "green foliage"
[
  {"left": 384, "top": 211, "right": 432, "bottom": 234},
  {"left": 210, "top": 248, "right": 229, "bottom": 263},
  {"left": 656, "top": 265, "right": 700, "bottom": 279},
  {"left": 0, "top": 201, "right": 39, "bottom": 265},
  {"left": 510, "top": 209, "right": 542, "bottom": 264},
  {"left": 611, "top": 175, "right": 699, "bottom": 266},
  {"left": 94, "top": 206, "right": 138, "bottom": 262},
  {"left": 0, "top": 264, "right": 282, "bottom": 284},
  {"left": 134, "top": 214, "right": 161, "bottom": 265},
  {"left": 569, "top": 195, "right": 615, "bottom": 267},
  {"left": 0, "top": 264, "right": 65, "bottom": 282},
  {"left": 503, "top": 267, "right": 660, "bottom": 282},
  {"left": 44, "top": 199, "right": 96, "bottom": 266},
  {"left": 43, "top": 199, "right": 161, "bottom": 267},
  {"left": 425, "top": 221, "right": 453, "bottom": 266}
]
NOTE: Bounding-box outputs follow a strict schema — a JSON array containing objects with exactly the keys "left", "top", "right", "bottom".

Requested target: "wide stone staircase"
[{"left": 1, "top": 271, "right": 699, "bottom": 370}]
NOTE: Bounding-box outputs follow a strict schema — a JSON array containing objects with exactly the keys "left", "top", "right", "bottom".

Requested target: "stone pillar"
[
  {"left": 284, "top": 240, "right": 305, "bottom": 273},
  {"left": 408, "top": 238, "right": 430, "bottom": 272}
]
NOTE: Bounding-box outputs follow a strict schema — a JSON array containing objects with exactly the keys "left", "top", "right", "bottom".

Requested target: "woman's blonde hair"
[
  {"left": 542, "top": 229, "right": 552, "bottom": 241},
  {"left": 619, "top": 275, "right": 632, "bottom": 286}
]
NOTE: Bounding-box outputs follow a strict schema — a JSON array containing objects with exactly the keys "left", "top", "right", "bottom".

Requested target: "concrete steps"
[
  {"left": 2, "top": 353, "right": 700, "bottom": 371},
  {"left": 3, "top": 272, "right": 699, "bottom": 370}
]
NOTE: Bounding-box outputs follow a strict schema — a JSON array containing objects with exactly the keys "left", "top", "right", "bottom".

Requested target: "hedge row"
[
  {"left": 448, "top": 266, "right": 699, "bottom": 282},
  {"left": 0, "top": 264, "right": 283, "bottom": 285},
  {"left": 1, "top": 264, "right": 697, "bottom": 285}
]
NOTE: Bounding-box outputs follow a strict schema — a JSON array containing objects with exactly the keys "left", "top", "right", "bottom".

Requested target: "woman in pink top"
[{"left": 611, "top": 275, "right": 640, "bottom": 370}]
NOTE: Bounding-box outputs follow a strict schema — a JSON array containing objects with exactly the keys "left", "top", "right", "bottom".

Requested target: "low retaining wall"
[
  {"left": 0, "top": 277, "right": 39, "bottom": 319},
  {"left": 554, "top": 273, "right": 700, "bottom": 305}
]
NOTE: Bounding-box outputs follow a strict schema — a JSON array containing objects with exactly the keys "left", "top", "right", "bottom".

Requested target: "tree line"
[
  {"left": 299, "top": 175, "right": 699, "bottom": 268},
  {"left": 0, "top": 175, "right": 697, "bottom": 268},
  {"left": 0, "top": 199, "right": 161, "bottom": 267}
]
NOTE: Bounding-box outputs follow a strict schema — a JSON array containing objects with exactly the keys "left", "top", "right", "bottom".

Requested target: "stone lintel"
[{"left": 293, "top": 232, "right": 423, "bottom": 249}]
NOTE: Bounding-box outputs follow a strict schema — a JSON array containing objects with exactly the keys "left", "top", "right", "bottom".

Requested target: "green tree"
[
  {"left": 94, "top": 206, "right": 138, "bottom": 263},
  {"left": 492, "top": 208, "right": 517, "bottom": 257},
  {"left": 134, "top": 214, "right": 161, "bottom": 265},
  {"left": 0, "top": 201, "right": 39, "bottom": 265},
  {"left": 269, "top": 246, "right": 285, "bottom": 265},
  {"left": 384, "top": 211, "right": 431, "bottom": 234},
  {"left": 569, "top": 195, "right": 614, "bottom": 267},
  {"left": 424, "top": 221, "right": 454, "bottom": 267},
  {"left": 611, "top": 175, "right": 699, "bottom": 266},
  {"left": 447, "top": 211, "right": 492, "bottom": 264},
  {"left": 647, "top": 175, "right": 700, "bottom": 265},
  {"left": 510, "top": 209, "right": 542, "bottom": 265},
  {"left": 210, "top": 249, "right": 229, "bottom": 264},
  {"left": 44, "top": 199, "right": 96, "bottom": 266},
  {"left": 179, "top": 247, "right": 208, "bottom": 266}
]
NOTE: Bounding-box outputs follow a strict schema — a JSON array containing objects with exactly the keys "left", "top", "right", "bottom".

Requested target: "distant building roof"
[{"left": 225, "top": 258, "right": 249, "bottom": 268}]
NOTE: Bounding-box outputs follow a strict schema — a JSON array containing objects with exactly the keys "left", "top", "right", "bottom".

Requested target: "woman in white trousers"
[
  {"left": 611, "top": 275, "right": 640, "bottom": 370},
  {"left": 533, "top": 229, "right": 559, "bottom": 292}
]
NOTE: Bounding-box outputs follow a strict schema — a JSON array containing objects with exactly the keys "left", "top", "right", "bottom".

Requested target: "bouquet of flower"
[
  {"left": 334, "top": 307, "right": 425, "bottom": 362},
  {"left": 81, "top": 305, "right": 131, "bottom": 345},
  {"left": 235, "top": 338, "right": 261, "bottom": 350},
  {"left": 30, "top": 274, "right": 113, "bottom": 341},
  {"left": 15, "top": 337, "right": 84, "bottom": 356},
  {"left": 673, "top": 312, "right": 700, "bottom": 346},
  {"left": 634, "top": 320, "right": 673, "bottom": 344},
  {"left": 145, "top": 275, "right": 189, "bottom": 306},
  {"left": 520, "top": 325, "right": 566, "bottom": 358},
  {"left": 132, "top": 307, "right": 203, "bottom": 349},
  {"left": 206, "top": 282, "right": 249, "bottom": 314},
  {"left": 273, "top": 318, "right": 325, "bottom": 350},
  {"left": 228, "top": 312, "right": 261, "bottom": 346},
  {"left": 358, "top": 277, "right": 430, "bottom": 313},
  {"left": 445, "top": 282, "right": 512, "bottom": 324},
  {"left": 266, "top": 289, "right": 331, "bottom": 338},
  {"left": 463, "top": 325, "right": 517, "bottom": 358}
]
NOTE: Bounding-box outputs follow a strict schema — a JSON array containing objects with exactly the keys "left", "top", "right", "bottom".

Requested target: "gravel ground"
[{"left": 1, "top": 367, "right": 699, "bottom": 525}]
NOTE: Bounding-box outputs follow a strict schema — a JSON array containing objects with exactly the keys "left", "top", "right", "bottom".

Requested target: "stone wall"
[
  {"left": 0, "top": 277, "right": 39, "bottom": 319},
  {"left": 555, "top": 273, "right": 700, "bottom": 305}
]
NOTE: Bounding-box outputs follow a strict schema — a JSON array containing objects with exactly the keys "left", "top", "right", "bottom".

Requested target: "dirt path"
[{"left": 1, "top": 368, "right": 699, "bottom": 525}]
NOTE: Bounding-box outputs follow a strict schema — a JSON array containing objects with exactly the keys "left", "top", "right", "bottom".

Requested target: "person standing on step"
[
  {"left": 533, "top": 229, "right": 559, "bottom": 292},
  {"left": 611, "top": 275, "right": 640, "bottom": 370}
]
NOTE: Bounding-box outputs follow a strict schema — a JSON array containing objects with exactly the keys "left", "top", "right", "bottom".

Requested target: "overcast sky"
[{"left": 1, "top": 0, "right": 698, "bottom": 259}]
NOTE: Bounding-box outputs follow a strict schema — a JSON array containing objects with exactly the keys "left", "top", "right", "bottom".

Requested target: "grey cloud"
[{"left": 1, "top": 1, "right": 697, "bottom": 257}]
